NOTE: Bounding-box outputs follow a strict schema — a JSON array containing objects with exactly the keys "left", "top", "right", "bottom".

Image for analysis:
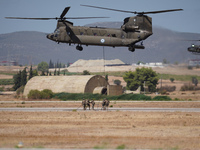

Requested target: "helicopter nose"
[
  {"left": 46, "top": 33, "right": 54, "bottom": 40},
  {"left": 46, "top": 34, "right": 51, "bottom": 39}
]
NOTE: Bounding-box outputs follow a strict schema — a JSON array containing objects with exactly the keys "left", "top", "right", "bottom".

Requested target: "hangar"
[{"left": 23, "top": 75, "right": 109, "bottom": 97}]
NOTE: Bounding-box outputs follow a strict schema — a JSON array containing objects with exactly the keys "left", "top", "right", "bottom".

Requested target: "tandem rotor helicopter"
[
  {"left": 187, "top": 40, "right": 200, "bottom": 55},
  {"left": 6, "top": 5, "right": 183, "bottom": 52}
]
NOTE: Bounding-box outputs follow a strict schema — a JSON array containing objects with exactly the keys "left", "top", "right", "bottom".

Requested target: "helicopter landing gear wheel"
[
  {"left": 76, "top": 45, "right": 83, "bottom": 51},
  {"left": 128, "top": 46, "right": 135, "bottom": 52}
]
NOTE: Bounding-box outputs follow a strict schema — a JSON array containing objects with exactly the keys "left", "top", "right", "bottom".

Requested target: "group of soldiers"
[{"left": 82, "top": 98, "right": 110, "bottom": 110}]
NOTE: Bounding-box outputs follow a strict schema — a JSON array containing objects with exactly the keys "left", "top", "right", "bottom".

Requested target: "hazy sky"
[{"left": 1, "top": 0, "right": 200, "bottom": 34}]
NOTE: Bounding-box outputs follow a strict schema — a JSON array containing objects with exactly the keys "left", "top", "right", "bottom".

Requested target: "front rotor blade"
[
  {"left": 5, "top": 17, "right": 59, "bottom": 20},
  {"left": 81, "top": 4, "right": 137, "bottom": 14},
  {"left": 65, "top": 17, "right": 109, "bottom": 19},
  {"left": 5, "top": 16, "right": 109, "bottom": 20},
  {"left": 60, "top": 7, "right": 70, "bottom": 19}
]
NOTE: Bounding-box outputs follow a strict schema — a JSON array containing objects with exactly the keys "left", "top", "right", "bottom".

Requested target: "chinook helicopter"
[
  {"left": 187, "top": 40, "right": 200, "bottom": 55},
  {"left": 6, "top": 5, "right": 183, "bottom": 52}
]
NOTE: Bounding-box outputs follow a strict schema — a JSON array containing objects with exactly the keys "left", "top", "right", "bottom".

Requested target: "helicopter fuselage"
[
  {"left": 47, "top": 15, "right": 153, "bottom": 51},
  {"left": 188, "top": 44, "right": 200, "bottom": 54}
]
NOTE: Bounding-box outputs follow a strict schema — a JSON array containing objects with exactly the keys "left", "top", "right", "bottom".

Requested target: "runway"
[{"left": 0, "top": 107, "right": 200, "bottom": 112}]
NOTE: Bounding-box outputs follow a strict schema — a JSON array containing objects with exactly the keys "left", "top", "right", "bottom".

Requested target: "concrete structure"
[
  {"left": 93, "top": 87, "right": 107, "bottom": 95},
  {"left": 23, "top": 75, "right": 109, "bottom": 97},
  {"left": 188, "top": 59, "right": 200, "bottom": 67},
  {"left": 107, "top": 85, "right": 123, "bottom": 96},
  {"left": 125, "top": 86, "right": 141, "bottom": 94}
]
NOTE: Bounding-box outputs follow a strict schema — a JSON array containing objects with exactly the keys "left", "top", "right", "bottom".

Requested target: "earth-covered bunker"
[{"left": 23, "top": 75, "right": 109, "bottom": 97}]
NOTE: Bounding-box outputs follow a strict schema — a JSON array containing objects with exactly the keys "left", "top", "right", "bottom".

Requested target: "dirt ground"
[
  {"left": 0, "top": 96, "right": 200, "bottom": 149},
  {"left": 0, "top": 110, "right": 200, "bottom": 149}
]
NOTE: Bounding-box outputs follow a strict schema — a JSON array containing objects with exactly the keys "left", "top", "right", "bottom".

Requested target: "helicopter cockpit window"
[
  {"left": 54, "top": 29, "right": 60, "bottom": 37},
  {"left": 123, "top": 17, "right": 130, "bottom": 25}
]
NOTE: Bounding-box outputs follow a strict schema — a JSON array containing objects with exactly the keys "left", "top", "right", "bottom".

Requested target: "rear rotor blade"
[
  {"left": 81, "top": 4, "right": 183, "bottom": 15},
  {"left": 141, "top": 9, "right": 183, "bottom": 15},
  {"left": 81, "top": 4, "right": 137, "bottom": 14}
]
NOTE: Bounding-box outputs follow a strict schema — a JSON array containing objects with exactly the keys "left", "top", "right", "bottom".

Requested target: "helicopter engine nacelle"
[{"left": 121, "top": 25, "right": 139, "bottom": 31}]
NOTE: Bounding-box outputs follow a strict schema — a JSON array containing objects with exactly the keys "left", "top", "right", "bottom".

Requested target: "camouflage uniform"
[
  {"left": 102, "top": 99, "right": 109, "bottom": 110},
  {"left": 82, "top": 99, "right": 87, "bottom": 110},
  {"left": 91, "top": 100, "right": 95, "bottom": 110},
  {"left": 87, "top": 99, "right": 91, "bottom": 110},
  {"left": 102, "top": 99, "right": 106, "bottom": 110}
]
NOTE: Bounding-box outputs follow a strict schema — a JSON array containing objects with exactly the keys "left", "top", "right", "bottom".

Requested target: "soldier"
[
  {"left": 102, "top": 98, "right": 110, "bottom": 110},
  {"left": 102, "top": 98, "right": 106, "bottom": 110},
  {"left": 105, "top": 99, "right": 110, "bottom": 110},
  {"left": 91, "top": 100, "right": 95, "bottom": 110},
  {"left": 87, "top": 99, "right": 91, "bottom": 110},
  {"left": 82, "top": 99, "right": 87, "bottom": 110}
]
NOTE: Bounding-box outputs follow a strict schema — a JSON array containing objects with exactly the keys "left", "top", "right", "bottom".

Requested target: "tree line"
[{"left": 13, "top": 66, "right": 38, "bottom": 91}]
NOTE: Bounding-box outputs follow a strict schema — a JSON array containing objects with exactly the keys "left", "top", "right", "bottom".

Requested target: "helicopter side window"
[{"left": 112, "top": 34, "right": 116, "bottom": 37}]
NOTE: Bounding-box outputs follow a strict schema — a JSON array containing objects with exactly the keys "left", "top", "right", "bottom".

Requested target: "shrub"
[
  {"left": 16, "top": 86, "right": 24, "bottom": 96},
  {"left": 192, "top": 77, "right": 198, "bottom": 86},
  {"left": 170, "top": 78, "right": 175, "bottom": 83},
  {"left": 54, "top": 93, "right": 152, "bottom": 101},
  {"left": 158, "top": 85, "right": 176, "bottom": 93},
  {"left": 180, "top": 83, "right": 200, "bottom": 91},
  {"left": 28, "top": 89, "right": 54, "bottom": 99},
  {"left": 0, "top": 86, "right": 4, "bottom": 91},
  {"left": 54, "top": 93, "right": 105, "bottom": 101},
  {"left": 40, "top": 91, "right": 49, "bottom": 99},
  {"left": 160, "top": 89, "right": 167, "bottom": 95},
  {"left": 82, "top": 70, "right": 90, "bottom": 75},
  {"left": 153, "top": 96, "right": 172, "bottom": 101},
  {"left": 116, "top": 144, "right": 126, "bottom": 149},
  {"left": 41, "top": 89, "right": 54, "bottom": 99},
  {"left": 107, "top": 94, "right": 152, "bottom": 100},
  {"left": 114, "top": 79, "right": 121, "bottom": 85},
  {"left": 28, "top": 90, "right": 41, "bottom": 99}
]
